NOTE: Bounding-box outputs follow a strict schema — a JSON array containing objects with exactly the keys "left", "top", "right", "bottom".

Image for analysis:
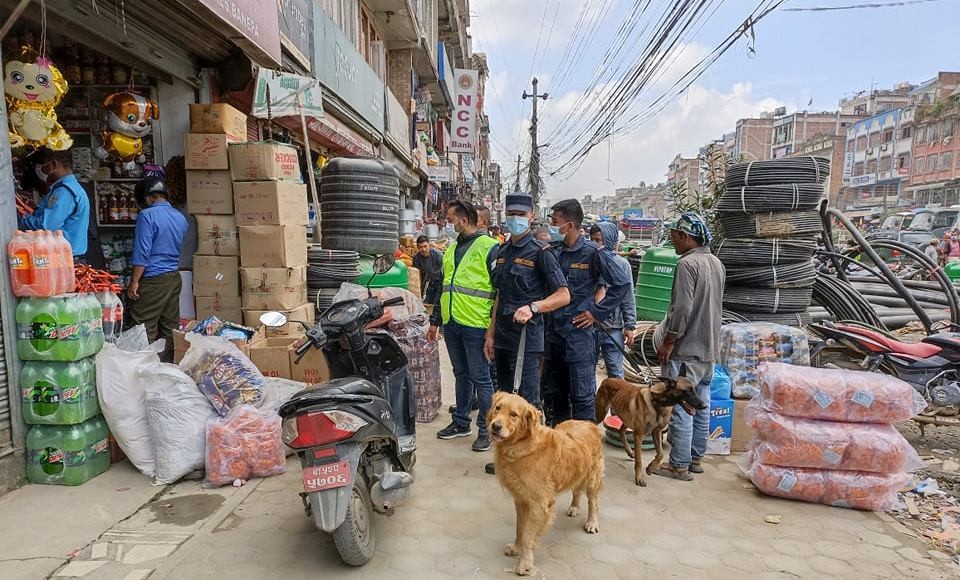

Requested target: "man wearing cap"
[
  {"left": 543, "top": 199, "right": 632, "bottom": 425},
  {"left": 653, "top": 212, "right": 725, "bottom": 481}
]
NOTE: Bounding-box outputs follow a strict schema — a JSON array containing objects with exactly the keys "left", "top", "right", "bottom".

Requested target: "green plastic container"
[
  {"left": 355, "top": 257, "right": 409, "bottom": 290},
  {"left": 21, "top": 358, "right": 99, "bottom": 425},
  {"left": 26, "top": 415, "right": 109, "bottom": 485},
  {"left": 946, "top": 261, "right": 960, "bottom": 283},
  {"left": 635, "top": 245, "right": 680, "bottom": 322}
]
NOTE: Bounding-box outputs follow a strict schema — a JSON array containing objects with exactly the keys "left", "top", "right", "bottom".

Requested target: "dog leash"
[
  {"left": 594, "top": 323, "right": 656, "bottom": 384},
  {"left": 512, "top": 325, "right": 526, "bottom": 395}
]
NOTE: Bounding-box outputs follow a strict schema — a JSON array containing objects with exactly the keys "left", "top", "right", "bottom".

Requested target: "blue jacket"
[
  {"left": 597, "top": 222, "right": 636, "bottom": 331},
  {"left": 20, "top": 174, "right": 90, "bottom": 257}
]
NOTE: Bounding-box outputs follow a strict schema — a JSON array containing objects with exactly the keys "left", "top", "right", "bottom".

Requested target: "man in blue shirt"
[
  {"left": 19, "top": 148, "right": 90, "bottom": 259},
  {"left": 128, "top": 177, "right": 188, "bottom": 361}
]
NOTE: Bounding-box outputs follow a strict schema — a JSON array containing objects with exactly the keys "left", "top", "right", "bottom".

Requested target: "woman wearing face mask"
[{"left": 20, "top": 148, "right": 92, "bottom": 262}]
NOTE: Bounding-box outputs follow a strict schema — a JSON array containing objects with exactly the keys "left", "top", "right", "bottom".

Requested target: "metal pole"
[
  {"left": 297, "top": 93, "right": 323, "bottom": 241},
  {"left": 0, "top": 0, "right": 31, "bottom": 42}
]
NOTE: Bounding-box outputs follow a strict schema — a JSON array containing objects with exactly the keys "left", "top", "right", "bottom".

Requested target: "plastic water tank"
[
  {"left": 946, "top": 260, "right": 960, "bottom": 282},
  {"left": 355, "top": 256, "right": 409, "bottom": 290},
  {"left": 635, "top": 245, "right": 680, "bottom": 322},
  {"left": 320, "top": 157, "right": 400, "bottom": 254},
  {"left": 399, "top": 209, "right": 416, "bottom": 236}
]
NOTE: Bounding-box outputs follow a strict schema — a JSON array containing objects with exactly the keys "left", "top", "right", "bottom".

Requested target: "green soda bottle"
[
  {"left": 53, "top": 294, "right": 84, "bottom": 361},
  {"left": 17, "top": 297, "right": 60, "bottom": 360},
  {"left": 85, "top": 293, "right": 105, "bottom": 357},
  {"left": 62, "top": 423, "right": 92, "bottom": 485},
  {"left": 81, "top": 358, "right": 100, "bottom": 419},
  {"left": 21, "top": 360, "right": 98, "bottom": 425},
  {"left": 26, "top": 425, "right": 65, "bottom": 484},
  {"left": 87, "top": 416, "right": 110, "bottom": 477}
]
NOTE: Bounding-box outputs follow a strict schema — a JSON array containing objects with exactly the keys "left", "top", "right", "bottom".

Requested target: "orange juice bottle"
[
  {"left": 8, "top": 230, "right": 35, "bottom": 296},
  {"left": 53, "top": 231, "right": 75, "bottom": 294},
  {"left": 33, "top": 231, "right": 56, "bottom": 297}
]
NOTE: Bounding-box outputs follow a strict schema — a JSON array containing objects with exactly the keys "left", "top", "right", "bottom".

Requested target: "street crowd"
[{"left": 413, "top": 194, "right": 726, "bottom": 481}]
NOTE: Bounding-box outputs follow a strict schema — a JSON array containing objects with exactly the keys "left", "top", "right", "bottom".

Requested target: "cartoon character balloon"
[
  {"left": 96, "top": 91, "right": 159, "bottom": 170},
  {"left": 4, "top": 46, "right": 72, "bottom": 150}
]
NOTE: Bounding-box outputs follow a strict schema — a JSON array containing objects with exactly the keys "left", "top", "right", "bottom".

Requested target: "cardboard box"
[
  {"left": 192, "top": 255, "right": 239, "bottom": 297},
  {"left": 190, "top": 103, "right": 248, "bottom": 141},
  {"left": 186, "top": 171, "right": 234, "bottom": 214},
  {"left": 185, "top": 134, "right": 236, "bottom": 170},
  {"left": 240, "top": 266, "right": 307, "bottom": 310},
  {"left": 238, "top": 225, "right": 307, "bottom": 267},
  {"left": 229, "top": 142, "right": 302, "bottom": 182},
  {"left": 244, "top": 303, "right": 315, "bottom": 337},
  {"left": 233, "top": 181, "right": 308, "bottom": 226},
  {"left": 195, "top": 295, "right": 244, "bottom": 324},
  {"left": 172, "top": 323, "right": 265, "bottom": 364},
  {"left": 706, "top": 398, "right": 733, "bottom": 456},
  {"left": 248, "top": 337, "right": 301, "bottom": 379},
  {"left": 196, "top": 215, "right": 239, "bottom": 256},
  {"left": 731, "top": 399, "right": 755, "bottom": 453},
  {"left": 289, "top": 344, "right": 331, "bottom": 385}
]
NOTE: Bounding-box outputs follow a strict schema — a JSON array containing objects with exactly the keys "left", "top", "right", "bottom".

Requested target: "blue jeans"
[
  {"left": 600, "top": 328, "right": 625, "bottom": 379},
  {"left": 664, "top": 360, "right": 713, "bottom": 469},
  {"left": 445, "top": 321, "right": 494, "bottom": 436}
]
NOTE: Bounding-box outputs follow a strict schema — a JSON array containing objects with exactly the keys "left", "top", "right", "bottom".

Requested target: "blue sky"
[{"left": 469, "top": 0, "right": 960, "bottom": 201}]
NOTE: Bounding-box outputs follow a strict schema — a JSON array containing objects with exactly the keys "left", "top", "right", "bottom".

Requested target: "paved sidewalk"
[{"left": 2, "top": 344, "right": 959, "bottom": 579}]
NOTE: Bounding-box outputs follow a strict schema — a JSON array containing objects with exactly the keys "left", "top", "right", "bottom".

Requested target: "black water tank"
[{"left": 320, "top": 157, "right": 400, "bottom": 255}]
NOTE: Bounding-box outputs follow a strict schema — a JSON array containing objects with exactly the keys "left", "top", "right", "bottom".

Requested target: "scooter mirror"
[
  {"left": 259, "top": 311, "right": 288, "bottom": 328},
  {"left": 373, "top": 254, "right": 396, "bottom": 274}
]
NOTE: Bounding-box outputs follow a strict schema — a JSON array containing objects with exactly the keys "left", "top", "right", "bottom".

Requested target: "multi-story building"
[
  {"left": 668, "top": 154, "right": 700, "bottom": 198},
  {"left": 733, "top": 116, "right": 775, "bottom": 162},
  {"left": 906, "top": 72, "right": 960, "bottom": 206},
  {"left": 790, "top": 131, "right": 848, "bottom": 208},
  {"left": 842, "top": 108, "right": 912, "bottom": 210},
  {"left": 839, "top": 84, "right": 915, "bottom": 116},
  {"left": 771, "top": 112, "right": 859, "bottom": 159}
]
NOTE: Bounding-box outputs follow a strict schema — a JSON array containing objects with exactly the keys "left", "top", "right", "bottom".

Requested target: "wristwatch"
[{"left": 528, "top": 302, "right": 541, "bottom": 314}]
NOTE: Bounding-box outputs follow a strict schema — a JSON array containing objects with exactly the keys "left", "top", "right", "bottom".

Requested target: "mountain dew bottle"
[
  {"left": 53, "top": 294, "right": 84, "bottom": 361},
  {"left": 20, "top": 359, "right": 98, "bottom": 425},
  {"left": 83, "top": 293, "right": 105, "bottom": 357},
  {"left": 16, "top": 297, "right": 59, "bottom": 360},
  {"left": 86, "top": 416, "right": 110, "bottom": 476},
  {"left": 26, "top": 416, "right": 107, "bottom": 485}
]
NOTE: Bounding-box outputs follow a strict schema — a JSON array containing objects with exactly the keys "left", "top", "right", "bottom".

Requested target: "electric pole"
[
  {"left": 523, "top": 78, "right": 548, "bottom": 206},
  {"left": 514, "top": 154, "right": 522, "bottom": 192}
]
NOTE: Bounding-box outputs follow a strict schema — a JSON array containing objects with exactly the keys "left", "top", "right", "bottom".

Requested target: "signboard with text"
[
  {"left": 279, "top": 0, "right": 314, "bottom": 69},
  {"left": 198, "top": 0, "right": 281, "bottom": 66},
  {"left": 251, "top": 69, "right": 323, "bottom": 119},
  {"left": 449, "top": 68, "right": 478, "bottom": 154},
  {"left": 428, "top": 165, "right": 452, "bottom": 183}
]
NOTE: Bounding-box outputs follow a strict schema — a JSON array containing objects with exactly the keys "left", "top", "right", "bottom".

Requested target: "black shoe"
[
  {"left": 448, "top": 400, "right": 480, "bottom": 414},
  {"left": 448, "top": 404, "right": 456, "bottom": 414},
  {"left": 472, "top": 435, "right": 491, "bottom": 452},
  {"left": 484, "top": 462, "right": 496, "bottom": 475},
  {"left": 437, "top": 421, "right": 471, "bottom": 440}
]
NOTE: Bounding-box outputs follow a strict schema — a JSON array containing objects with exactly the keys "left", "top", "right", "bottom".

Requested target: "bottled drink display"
[
  {"left": 20, "top": 358, "right": 99, "bottom": 425},
  {"left": 26, "top": 416, "right": 109, "bottom": 485},
  {"left": 7, "top": 230, "right": 75, "bottom": 297},
  {"left": 17, "top": 293, "right": 105, "bottom": 361},
  {"left": 95, "top": 291, "right": 124, "bottom": 343}
]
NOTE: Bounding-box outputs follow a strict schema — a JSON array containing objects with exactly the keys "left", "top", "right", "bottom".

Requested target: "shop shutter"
[
  {"left": 248, "top": 117, "right": 261, "bottom": 143},
  {"left": 0, "top": 307, "right": 11, "bottom": 452}
]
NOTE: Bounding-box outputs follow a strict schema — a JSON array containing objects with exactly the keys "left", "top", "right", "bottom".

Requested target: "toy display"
[
  {"left": 4, "top": 46, "right": 72, "bottom": 150},
  {"left": 96, "top": 91, "right": 159, "bottom": 171}
]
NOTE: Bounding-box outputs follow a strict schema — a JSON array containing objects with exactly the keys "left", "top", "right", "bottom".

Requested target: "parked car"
[{"left": 900, "top": 207, "right": 960, "bottom": 248}]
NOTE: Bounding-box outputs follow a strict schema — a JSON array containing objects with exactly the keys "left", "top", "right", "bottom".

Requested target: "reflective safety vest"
[{"left": 440, "top": 235, "right": 498, "bottom": 328}]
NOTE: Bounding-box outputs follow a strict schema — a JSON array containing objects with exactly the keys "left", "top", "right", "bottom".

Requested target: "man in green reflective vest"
[{"left": 428, "top": 199, "right": 499, "bottom": 452}]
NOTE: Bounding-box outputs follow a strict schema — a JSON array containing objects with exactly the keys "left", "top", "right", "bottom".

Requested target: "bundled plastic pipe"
[
  {"left": 715, "top": 238, "right": 817, "bottom": 267},
  {"left": 725, "top": 156, "right": 831, "bottom": 188},
  {"left": 716, "top": 183, "right": 824, "bottom": 212},
  {"left": 725, "top": 262, "right": 816, "bottom": 289},
  {"left": 718, "top": 210, "right": 822, "bottom": 239},
  {"left": 723, "top": 286, "right": 813, "bottom": 314}
]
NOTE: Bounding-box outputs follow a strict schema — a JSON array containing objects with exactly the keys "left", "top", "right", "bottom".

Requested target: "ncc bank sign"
[{"left": 450, "top": 69, "right": 479, "bottom": 154}]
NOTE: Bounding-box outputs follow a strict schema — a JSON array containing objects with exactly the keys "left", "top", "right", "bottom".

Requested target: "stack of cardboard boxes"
[{"left": 186, "top": 104, "right": 246, "bottom": 324}]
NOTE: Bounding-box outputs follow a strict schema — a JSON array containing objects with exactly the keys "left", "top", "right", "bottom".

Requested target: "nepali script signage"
[
  {"left": 197, "top": 0, "right": 282, "bottom": 66},
  {"left": 449, "top": 68, "right": 478, "bottom": 154}
]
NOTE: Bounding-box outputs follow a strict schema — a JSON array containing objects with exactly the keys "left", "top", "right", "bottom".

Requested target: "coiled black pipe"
[
  {"left": 724, "top": 286, "right": 813, "bottom": 314},
  {"left": 726, "top": 261, "right": 816, "bottom": 288},
  {"left": 812, "top": 274, "right": 886, "bottom": 329},
  {"left": 716, "top": 183, "right": 824, "bottom": 212},
  {"left": 719, "top": 210, "right": 822, "bottom": 239},
  {"left": 725, "top": 157, "right": 831, "bottom": 188},
  {"left": 868, "top": 239, "right": 960, "bottom": 325},
  {"left": 715, "top": 238, "right": 817, "bottom": 266}
]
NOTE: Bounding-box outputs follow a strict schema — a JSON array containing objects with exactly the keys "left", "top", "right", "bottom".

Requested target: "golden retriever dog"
[
  {"left": 488, "top": 392, "right": 604, "bottom": 576},
  {"left": 595, "top": 376, "right": 707, "bottom": 487}
]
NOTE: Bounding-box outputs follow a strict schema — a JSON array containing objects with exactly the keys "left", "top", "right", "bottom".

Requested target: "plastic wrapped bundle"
[
  {"left": 205, "top": 405, "right": 286, "bottom": 487},
  {"left": 719, "top": 323, "right": 810, "bottom": 399},
  {"left": 747, "top": 408, "right": 924, "bottom": 473},
  {"left": 745, "top": 461, "right": 908, "bottom": 511},
  {"left": 758, "top": 362, "right": 924, "bottom": 423},
  {"left": 179, "top": 334, "right": 266, "bottom": 416}
]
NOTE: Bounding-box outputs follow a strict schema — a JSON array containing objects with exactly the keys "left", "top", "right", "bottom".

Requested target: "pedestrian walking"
[
  {"left": 412, "top": 235, "right": 443, "bottom": 306},
  {"left": 428, "top": 200, "right": 499, "bottom": 451},
  {"left": 925, "top": 238, "right": 942, "bottom": 264},
  {"left": 653, "top": 213, "right": 725, "bottom": 482},
  {"left": 542, "top": 199, "right": 631, "bottom": 425},
  {"left": 20, "top": 148, "right": 91, "bottom": 260},
  {"left": 483, "top": 192, "right": 570, "bottom": 474},
  {"left": 590, "top": 223, "right": 637, "bottom": 379},
  {"left": 127, "top": 177, "right": 188, "bottom": 362}
]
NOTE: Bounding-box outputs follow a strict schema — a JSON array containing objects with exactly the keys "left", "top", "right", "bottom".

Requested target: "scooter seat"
[
  {"left": 835, "top": 324, "right": 941, "bottom": 358},
  {"left": 288, "top": 377, "right": 382, "bottom": 402}
]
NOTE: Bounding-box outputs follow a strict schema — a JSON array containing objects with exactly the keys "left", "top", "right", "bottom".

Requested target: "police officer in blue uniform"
[
  {"left": 484, "top": 193, "right": 570, "bottom": 406},
  {"left": 543, "top": 199, "right": 632, "bottom": 425}
]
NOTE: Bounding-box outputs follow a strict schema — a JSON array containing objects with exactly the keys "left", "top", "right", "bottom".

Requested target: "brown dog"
[
  {"left": 595, "top": 377, "right": 707, "bottom": 487},
  {"left": 488, "top": 392, "right": 604, "bottom": 576}
]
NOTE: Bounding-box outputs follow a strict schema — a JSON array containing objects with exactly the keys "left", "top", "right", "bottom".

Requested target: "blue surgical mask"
[
  {"left": 505, "top": 216, "right": 529, "bottom": 236},
  {"left": 548, "top": 225, "right": 564, "bottom": 242},
  {"left": 444, "top": 223, "right": 454, "bottom": 235}
]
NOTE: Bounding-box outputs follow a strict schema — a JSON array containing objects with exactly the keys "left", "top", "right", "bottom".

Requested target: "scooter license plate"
[{"left": 303, "top": 460, "right": 351, "bottom": 493}]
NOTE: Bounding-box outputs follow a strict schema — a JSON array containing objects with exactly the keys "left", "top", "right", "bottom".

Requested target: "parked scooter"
[
  {"left": 810, "top": 320, "right": 960, "bottom": 431},
  {"left": 270, "top": 254, "right": 416, "bottom": 566}
]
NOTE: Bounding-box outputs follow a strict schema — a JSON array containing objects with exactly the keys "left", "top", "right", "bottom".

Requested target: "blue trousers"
[
  {"left": 542, "top": 333, "right": 599, "bottom": 425},
  {"left": 494, "top": 347, "right": 542, "bottom": 407},
  {"left": 599, "top": 328, "right": 625, "bottom": 379},
  {"left": 445, "top": 321, "right": 494, "bottom": 436},
  {"left": 664, "top": 360, "right": 713, "bottom": 469}
]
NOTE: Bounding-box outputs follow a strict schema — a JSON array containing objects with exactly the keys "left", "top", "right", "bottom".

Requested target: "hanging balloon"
[
  {"left": 96, "top": 91, "right": 159, "bottom": 171},
  {"left": 4, "top": 46, "right": 72, "bottom": 151}
]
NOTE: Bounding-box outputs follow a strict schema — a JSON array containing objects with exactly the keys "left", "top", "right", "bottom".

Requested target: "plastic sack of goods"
[
  {"left": 718, "top": 323, "right": 810, "bottom": 399},
  {"left": 745, "top": 462, "right": 910, "bottom": 511},
  {"left": 179, "top": 334, "right": 266, "bottom": 416},
  {"left": 746, "top": 408, "right": 924, "bottom": 473},
  {"left": 757, "top": 362, "right": 925, "bottom": 423},
  {"left": 205, "top": 405, "right": 286, "bottom": 487}
]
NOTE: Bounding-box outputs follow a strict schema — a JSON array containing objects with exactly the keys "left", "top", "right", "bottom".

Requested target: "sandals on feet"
[
  {"left": 652, "top": 464, "right": 694, "bottom": 481},
  {"left": 689, "top": 461, "right": 704, "bottom": 474}
]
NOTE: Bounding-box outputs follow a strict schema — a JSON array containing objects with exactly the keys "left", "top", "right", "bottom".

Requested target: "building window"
[
  {"left": 916, "top": 157, "right": 925, "bottom": 174},
  {"left": 882, "top": 129, "right": 894, "bottom": 143},
  {"left": 897, "top": 153, "right": 911, "bottom": 170},
  {"left": 854, "top": 162, "right": 865, "bottom": 176},
  {"left": 942, "top": 151, "right": 953, "bottom": 170},
  {"left": 946, "top": 119, "right": 956, "bottom": 138},
  {"left": 928, "top": 154, "right": 938, "bottom": 173},
  {"left": 930, "top": 123, "right": 941, "bottom": 142},
  {"left": 320, "top": 0, "right": 359, "bottom": 46},
  {"left": 867, "top": 159, "right": 878, "bottom": 174},
  {"left": 856, "top": 135, "right": 867, "bottom": 151},
  {"left": 901, "top": 126, "right": 912, "bottom": 140},
  {"left": 868, "top": 132, "right": 881, "bottom": 148},
  {"left": 880, "top": 156, "right": 892, "bottom": 172},
  {"left": 917, "top": 125, "right": 927, "bottom": 144}
]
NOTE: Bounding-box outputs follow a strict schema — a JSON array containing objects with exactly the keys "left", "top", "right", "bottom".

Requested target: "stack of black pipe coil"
[
  {"left": 307, "top": 246, "right": 362, "bottom": 318},
  {"left": 716, "top": 157, "right": 828, "bottom": 326}
]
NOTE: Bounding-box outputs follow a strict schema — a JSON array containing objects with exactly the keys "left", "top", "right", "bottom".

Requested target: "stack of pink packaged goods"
[{"left": 741, "top": 362, "right": 926, "bottom": 511}]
